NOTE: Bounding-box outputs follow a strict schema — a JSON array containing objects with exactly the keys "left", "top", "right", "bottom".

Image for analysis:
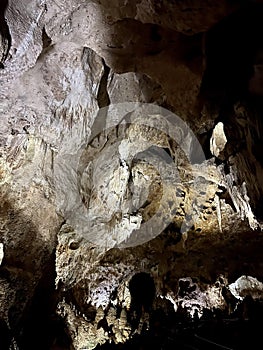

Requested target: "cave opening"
[{"left": 129, "top": 272, "right": 156, "bottom": 315}]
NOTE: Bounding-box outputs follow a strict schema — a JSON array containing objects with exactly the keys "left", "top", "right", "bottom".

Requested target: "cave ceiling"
[{"left": 1, "top": 1, "right": 263, "bottom": 349}]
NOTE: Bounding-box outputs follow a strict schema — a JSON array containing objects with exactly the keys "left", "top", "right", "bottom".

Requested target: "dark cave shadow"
[
  {"left": 128, "top": 272, "right": 156, "bottom": 330},
  {"left": 0, "top": 196, "right": 70, "bottom": 349},
  {"left": 197, "top": 2, "right": 263, "bottom": 219},
  {"left": 96, "top": 227, "right": 263, "bottom": 350},
  {"left": 0, "top": 0, "right": 11, "bottom": 68},
  {"left": 200, "top": 3, "right": 263, "bottom": 106}
]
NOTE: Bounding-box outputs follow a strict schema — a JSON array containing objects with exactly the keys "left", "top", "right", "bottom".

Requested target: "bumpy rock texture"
[{"left": 1, "top": 1, "right": 263, "bottom": 349}]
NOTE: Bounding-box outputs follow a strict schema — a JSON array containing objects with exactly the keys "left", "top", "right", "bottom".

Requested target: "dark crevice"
[
  {"left": 42, "top": 26, "right": 52, "bottom": 50},
  {"left": 0, "top": 0, "right": 11, "bottom": 68},
  {"left": 0, "top": 319, "right": 11, "bottom": 349},
  {"left": 197, "top": 128, "right": 214, "bottom": 160},
  {"left": 36, "top": 26, "right": 54, "bottom": 63},
  {"left": 15, "top": 250, "right": 71, "bottom": 350},
  {"left": 97, "top": 59, "right": 111, "bottom": 108}
]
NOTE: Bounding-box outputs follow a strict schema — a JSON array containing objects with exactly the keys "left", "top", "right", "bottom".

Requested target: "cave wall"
[{"left": 1, "top": 1, "right": 263, "bottom": 349}]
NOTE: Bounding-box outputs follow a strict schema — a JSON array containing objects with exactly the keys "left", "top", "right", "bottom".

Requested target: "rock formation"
[{"left": 1, "top": 1, "right": 263, "bottom": 349}]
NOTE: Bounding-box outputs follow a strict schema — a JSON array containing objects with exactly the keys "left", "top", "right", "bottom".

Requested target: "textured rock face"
[{"left": 1, "top": 1, "right": 263, "bottom": 349}]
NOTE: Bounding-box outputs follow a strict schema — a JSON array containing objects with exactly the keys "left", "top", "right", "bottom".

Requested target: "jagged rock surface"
[{"left": 1, "top": 1, "right": 263, "bottom": 349}]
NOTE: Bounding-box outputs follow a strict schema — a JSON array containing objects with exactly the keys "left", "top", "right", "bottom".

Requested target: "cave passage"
[
  {"left": 129, "top": 272, "right": 156, "bottom": 314},
  {"left": 201, "top": 3, "right": 263, "bottom": 105}
]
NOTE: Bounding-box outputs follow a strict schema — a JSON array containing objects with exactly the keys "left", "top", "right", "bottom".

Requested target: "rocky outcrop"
[{"left": 1, "top": 1, "right": 263, "bottom": 349}]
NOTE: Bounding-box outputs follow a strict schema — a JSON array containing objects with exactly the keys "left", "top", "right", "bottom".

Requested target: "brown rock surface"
[{"left": 1, "top": 1, "right": 263, "bottom": 349}]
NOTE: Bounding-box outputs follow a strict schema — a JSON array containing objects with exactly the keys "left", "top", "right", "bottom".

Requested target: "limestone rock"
[
  {"left": 0, "top": 243, "right": 4, "bottom": 266},
  {"left": 210, "top": 121, "right": 227, "bottom": 158},
  {"left": 0, "top": 0, "right": 263, "bottom": 349}
]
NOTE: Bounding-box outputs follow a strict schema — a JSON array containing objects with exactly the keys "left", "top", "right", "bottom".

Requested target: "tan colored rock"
[
  {"left": 210, "top": 121, "right": 227, "bottom": 158},
  {"left": 0, "top": 0, "right": 263, "bottom": 348}
]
